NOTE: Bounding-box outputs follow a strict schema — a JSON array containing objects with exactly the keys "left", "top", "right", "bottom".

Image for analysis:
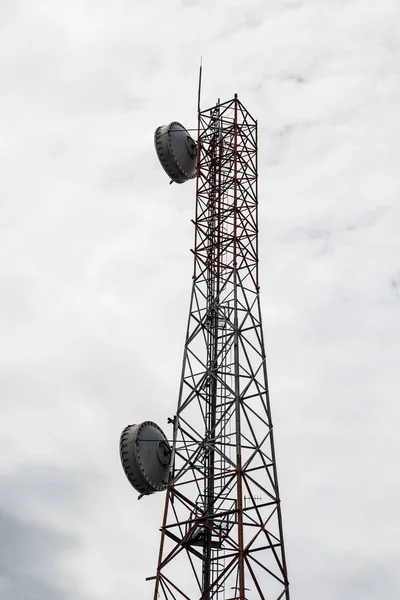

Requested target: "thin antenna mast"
[{"left": 197, "top": 57, "right": 203, "bottom": 114}]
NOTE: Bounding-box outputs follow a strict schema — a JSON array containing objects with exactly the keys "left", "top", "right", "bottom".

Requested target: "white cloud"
[{"left": 0, "top": 0, "right": 399, "bottom": 598}]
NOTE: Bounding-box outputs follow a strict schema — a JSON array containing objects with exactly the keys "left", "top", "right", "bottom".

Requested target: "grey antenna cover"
[
  {"left": 154, "top": 122, "right": 197, "bottom": 183},
  {"left": 120, "top": 421, "right": 171, "bottom": 495}
]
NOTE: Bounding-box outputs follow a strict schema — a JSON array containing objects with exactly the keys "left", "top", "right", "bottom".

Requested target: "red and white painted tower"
[{"left": 148, "top": 94, "right": 290, "bottom": 600}]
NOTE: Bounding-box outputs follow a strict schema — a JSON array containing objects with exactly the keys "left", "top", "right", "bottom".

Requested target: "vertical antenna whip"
[{"left": 197, "top": 56, "right": 203, "bottom": 114}]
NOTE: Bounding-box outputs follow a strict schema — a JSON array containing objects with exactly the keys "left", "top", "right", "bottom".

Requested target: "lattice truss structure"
[{"left": 153, "top": 96, "right": 290, "bottom": 600}]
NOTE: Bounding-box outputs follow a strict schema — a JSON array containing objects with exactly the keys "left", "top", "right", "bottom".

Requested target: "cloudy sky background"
[{"left": 1, "top": 0, "right": 399, "bottom": 598}]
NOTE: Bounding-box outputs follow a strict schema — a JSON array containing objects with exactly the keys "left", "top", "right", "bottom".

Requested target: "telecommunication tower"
[{"left": 120, "top": 87, "right": 290, "bottom": 600}]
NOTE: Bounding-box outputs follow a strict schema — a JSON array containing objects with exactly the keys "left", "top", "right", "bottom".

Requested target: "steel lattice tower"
[{"left": 152, "top": 95, "right": 290, "bottom": 600}]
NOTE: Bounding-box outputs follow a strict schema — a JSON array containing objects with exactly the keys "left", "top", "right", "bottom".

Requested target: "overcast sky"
[{"left": 1, "top": 1, "right": 399, "bottom": 599}]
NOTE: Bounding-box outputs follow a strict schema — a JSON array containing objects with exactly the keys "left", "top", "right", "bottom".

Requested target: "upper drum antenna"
[{"left": 154, "top": 122, "right": 197, "bottom": 184}]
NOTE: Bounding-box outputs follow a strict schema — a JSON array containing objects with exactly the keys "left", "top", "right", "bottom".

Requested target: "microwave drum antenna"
[
  {"left": 154, "top": 122, "right": 197, "bottom": 184},
  {"left": 119, "top": 421, "right": 171, "bottom": 496}
]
